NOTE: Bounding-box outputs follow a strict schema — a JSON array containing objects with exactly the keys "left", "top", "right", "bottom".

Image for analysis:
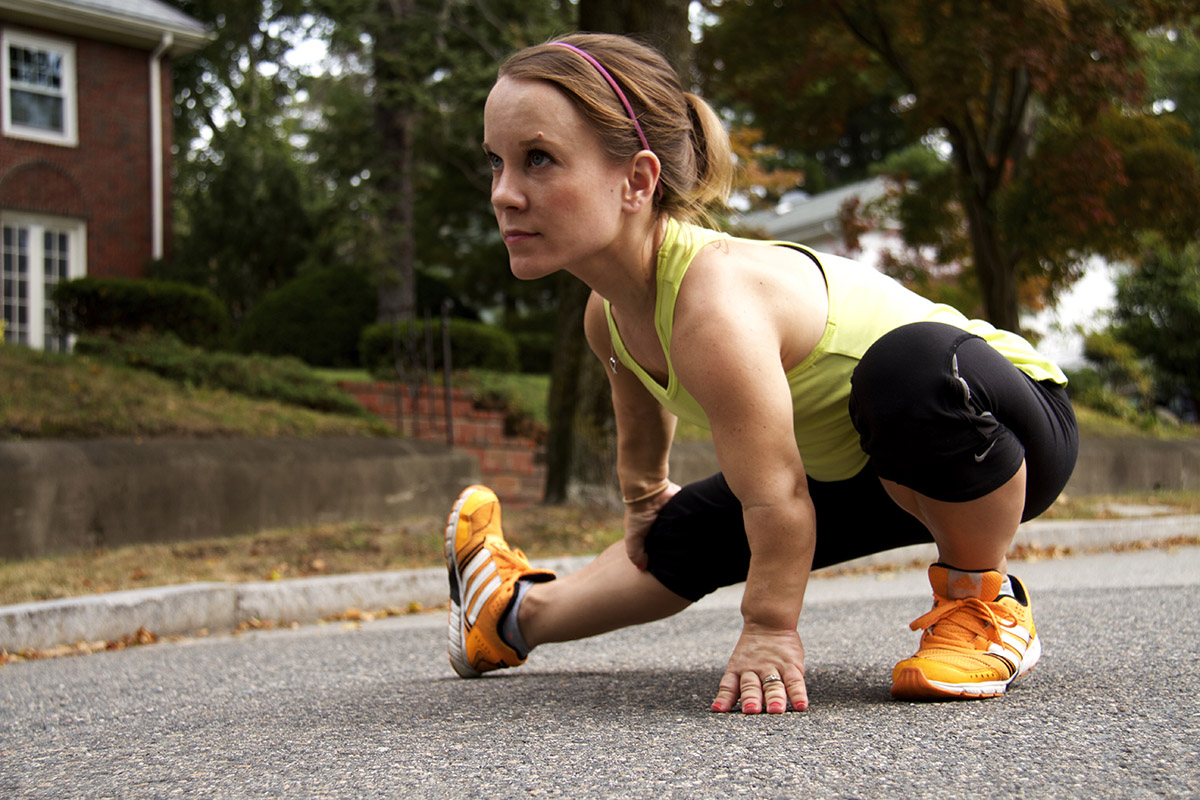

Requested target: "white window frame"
[
  {"left": 1, "top": 28, "right": 78, "bottom": 147},
  {"left": 1, "top": 211, "right": 87, "bottom": 351}
]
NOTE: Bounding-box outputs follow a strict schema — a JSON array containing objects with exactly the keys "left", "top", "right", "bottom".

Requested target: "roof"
[
  {"left": 737, "top": 178, "right": 888, "bottom": 245},
  {"left": 0, "top": 0, "right": 211, "bottom": 54}
]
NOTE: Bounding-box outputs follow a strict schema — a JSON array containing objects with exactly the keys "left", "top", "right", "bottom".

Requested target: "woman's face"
[{"left": 483, "top": 76, "right": 631, "bottom": 281}]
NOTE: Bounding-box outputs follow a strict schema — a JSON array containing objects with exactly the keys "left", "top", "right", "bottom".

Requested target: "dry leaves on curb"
[{"left": 1, "top": 626, "right": 159, "bottom": 666}]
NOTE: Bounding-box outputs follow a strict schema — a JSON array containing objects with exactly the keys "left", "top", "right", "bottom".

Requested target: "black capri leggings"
[{"left": 643, "top": 321, "right": 1079, "bottom": 602}]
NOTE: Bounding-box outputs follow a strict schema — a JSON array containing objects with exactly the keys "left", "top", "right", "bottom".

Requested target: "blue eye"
[
  {"left": 486, "top": 152, "right": 502, "bottom": 170},
  {"left": 528, "top": 150, "right": 551, "bottom": 167}
]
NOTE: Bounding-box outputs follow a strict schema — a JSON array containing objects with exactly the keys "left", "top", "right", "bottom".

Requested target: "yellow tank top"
[{"left": 604, "top": 218, "right": 1067, "bottom": 482}]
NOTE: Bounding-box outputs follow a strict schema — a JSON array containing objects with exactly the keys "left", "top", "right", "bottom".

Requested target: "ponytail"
[{"left": 679, "top": 92, "right": 734, "bottom": 224}]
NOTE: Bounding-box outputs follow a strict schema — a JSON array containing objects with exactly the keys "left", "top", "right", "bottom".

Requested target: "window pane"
[
  {"left": 9, "top": 46, "right": 62, "bottom": 90},
  {"left": 10, "top": 88, "right": 64, "bottom": 132},
  {"left": 8, "top": 45, "right": 24, "bottom": 81},
  {"left": 43, "top": 228, "right": 70, "bottom": 285}
]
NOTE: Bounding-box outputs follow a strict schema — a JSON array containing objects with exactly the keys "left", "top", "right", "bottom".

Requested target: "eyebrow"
[{"left": 481, "top": 135, "right": 553, "bottom": 153}]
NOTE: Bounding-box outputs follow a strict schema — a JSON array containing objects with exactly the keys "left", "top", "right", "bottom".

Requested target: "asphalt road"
[{"left": 2, "top": 546, "right": 1198, "bottom": 800}]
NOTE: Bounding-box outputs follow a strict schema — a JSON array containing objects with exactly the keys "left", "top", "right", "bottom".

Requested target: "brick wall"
[
  {"left": 0, "top": 25, "right": 171, "bottom": 276},
  {"left": 340, "top": 381, "right": 547, "bottom": 507}
]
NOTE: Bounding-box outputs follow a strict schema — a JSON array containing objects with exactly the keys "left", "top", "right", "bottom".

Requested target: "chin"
[{"left": 508, "top": 256, "right": 560, "bottom": 282}]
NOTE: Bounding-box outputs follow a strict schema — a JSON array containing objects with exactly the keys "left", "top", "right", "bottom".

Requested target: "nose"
[{"left": 491, "top": 168, "right": 525, "bottom": 212}]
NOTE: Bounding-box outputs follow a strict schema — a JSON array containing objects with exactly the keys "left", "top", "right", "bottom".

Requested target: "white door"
[{"left": 1, "top": 212, "right": 86, "bottom": 350}]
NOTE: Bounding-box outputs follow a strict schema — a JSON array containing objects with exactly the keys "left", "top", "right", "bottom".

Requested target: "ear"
[{"left": 622, "top": 151, "right": 661, "bottom": 213}]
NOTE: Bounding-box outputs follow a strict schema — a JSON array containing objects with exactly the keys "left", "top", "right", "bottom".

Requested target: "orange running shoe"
[
  {"left": 444, "top": 485, "right": 555, "bottom": 678},
  {"left": 891, "top": 564, "right": 1040, "bottom": 700}
]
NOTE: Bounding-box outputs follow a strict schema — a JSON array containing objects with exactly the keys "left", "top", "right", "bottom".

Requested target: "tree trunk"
[
  {"left": 542, "top": 273, "right": 591, "bottom": 503},
  {"left": 541, "top": 0, "right": 691, "bottom": 504},
  {"left": 372, "top": 0, "right": 417, "bottom": 325},
  {"left": 958, "top": 172, "right": 1020, "bottom": 333},
  {"left": 579, "top": 0, "right": 691, "bottom": 69}
]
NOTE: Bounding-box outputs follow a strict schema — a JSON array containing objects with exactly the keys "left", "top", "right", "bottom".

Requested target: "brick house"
[{"left": 0, "top": 0, "right": 208, "bottom": 349}]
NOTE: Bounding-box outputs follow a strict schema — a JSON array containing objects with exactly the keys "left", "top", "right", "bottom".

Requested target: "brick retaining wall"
[{"left": 339, "top": 381, "right": 546, "bottom": 506}]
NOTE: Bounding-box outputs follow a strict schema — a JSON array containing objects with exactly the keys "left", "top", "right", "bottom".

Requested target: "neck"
[{"left": 576, "top": 214, "right": 667, "bottom": 313}]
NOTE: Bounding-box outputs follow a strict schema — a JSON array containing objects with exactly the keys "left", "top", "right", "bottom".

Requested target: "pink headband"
[{"left": 549, "top": 41, "right": 652, "bottom": 154}]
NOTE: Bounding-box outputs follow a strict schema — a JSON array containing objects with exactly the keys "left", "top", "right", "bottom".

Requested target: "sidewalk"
[{"left": 3, "top": 514, "right": 1198, "bottom": 653}]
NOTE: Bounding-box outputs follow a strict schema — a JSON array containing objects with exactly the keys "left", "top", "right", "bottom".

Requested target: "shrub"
[
  {"left": 360, "top": 319, "right": 519, "bottom": 377},
  {"left": 75, "top": 333, "right": 368, "bottom": 417},
  {"left": 1064, "top": 366, "right": 1137, "bottom": 420},
  {"left": 236, "top": 267, "right": 376, "bottom": 367},
  {"left": 1082, "top": 330, "right": 1155, "bottom": 411},
  {"left": 53, "top": 277, "right": 230, "bottom": 349}
]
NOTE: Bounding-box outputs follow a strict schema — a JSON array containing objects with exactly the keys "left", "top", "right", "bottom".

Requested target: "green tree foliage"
[
  {"left": 301, "top": 0, "right": 570, "bottom": 326},
  {"left": 1142, "top": 25, "right": 1200, "bottom": 155},
  {"left": 699, "top": 1, "right": 1200, "bottom": 331},
  {"left": 1111, "top": 241, "right": 1200, "bottom": 409},
  {"left": 164, "top": 0, "right": 321, "bottom": 325},
  {"left": 165, "top": 1, "right": 569, "bottom": 344},
  {"left": 167, "top": 117, "right": 317, "bottom": 324},
  {"left": 168, "top": 0, "right": 310, "bottom": 152},
  {"left": 699, "top": 5, "right": 915, "bottom": 191}
]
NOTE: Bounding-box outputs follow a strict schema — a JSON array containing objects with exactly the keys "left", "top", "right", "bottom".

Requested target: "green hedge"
[
  {"left": 53, "top": 277, "right": 230, "bottom": 349},
  {"left": 75, "top": 333, "right": 368, "bottom": 417},
  {"left": 360, "top": 319, "right": 519, "bottom": 377},
  {"left": 236, "top": 267, "right": 375, "bottom": 367}
]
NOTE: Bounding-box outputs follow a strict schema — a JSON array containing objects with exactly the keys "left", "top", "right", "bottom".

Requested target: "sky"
[{"left": 1025, "top": 258, "right": 1119, "bottom": 369}]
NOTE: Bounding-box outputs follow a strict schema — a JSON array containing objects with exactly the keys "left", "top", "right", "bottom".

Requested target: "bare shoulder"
[
  {"left": 583, "top": 290, "right": 610, "bottom": 357},
  {"left": 673, "top": 237, "right": 828, "bottom": 370}
]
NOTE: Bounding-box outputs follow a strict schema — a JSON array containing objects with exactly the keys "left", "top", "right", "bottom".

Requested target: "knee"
[{"left": 849, "top": 322, "right": 979, "bottom": 448}]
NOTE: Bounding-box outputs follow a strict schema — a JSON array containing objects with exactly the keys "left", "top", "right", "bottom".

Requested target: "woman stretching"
[{"left": 445, "top": 32, "right": 1078, "bottom": 714}]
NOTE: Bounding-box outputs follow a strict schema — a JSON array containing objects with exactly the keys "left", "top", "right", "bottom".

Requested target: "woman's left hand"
[
  {"left": 622, "top": 481, "right": 680, "bottom": 570},
  {"left": 710, "top": 622, "right": 808, "bottom": 714}
]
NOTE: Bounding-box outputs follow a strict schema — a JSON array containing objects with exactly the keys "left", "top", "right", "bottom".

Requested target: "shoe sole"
[
  {"left": 445, "top": 487, "right": 483, "bottom": 679},
  {"left": 891, "top": 635, "right": 1041, "bottom": 701}
]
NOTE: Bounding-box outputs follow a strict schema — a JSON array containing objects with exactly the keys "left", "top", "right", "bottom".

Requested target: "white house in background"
[
  {"left": 738, "top": 178, "right": 893, "bottom": 258},
  {"left": 0, "top": 0, "right": 209, "bottom": 350},
  {"left": 735, "top": 178, "right": 1115, "bottom": 369}
]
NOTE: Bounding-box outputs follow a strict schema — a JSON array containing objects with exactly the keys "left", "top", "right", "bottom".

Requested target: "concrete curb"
[{"left": 2, "top": 517, "right": 1198, "bottom": 653}]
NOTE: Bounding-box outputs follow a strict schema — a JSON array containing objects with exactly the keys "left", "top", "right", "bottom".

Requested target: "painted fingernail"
[{"left": 768, "top": 702, "right": 785, "bottom": 713}]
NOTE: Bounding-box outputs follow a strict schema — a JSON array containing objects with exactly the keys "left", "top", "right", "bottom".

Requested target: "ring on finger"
[{"left": 762, "top": 674, "right": 782, "bottom": 685}]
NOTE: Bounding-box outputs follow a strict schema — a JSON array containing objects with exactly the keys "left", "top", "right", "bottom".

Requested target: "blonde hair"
[{"left": 497, "top": 32, "right": 734, "bottom": 225}]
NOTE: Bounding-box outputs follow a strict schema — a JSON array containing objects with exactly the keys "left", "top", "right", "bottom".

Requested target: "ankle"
[
  {"left": 513, "top": 579, "right": 548, "bottom": 648},
  {"left": 935, "top": 557, "right": 1008, "bottom": 575}
]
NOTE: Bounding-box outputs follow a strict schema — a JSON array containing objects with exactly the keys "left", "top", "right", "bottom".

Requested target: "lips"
[{"left": 502, "top": 228, "right": 537, "bottom": 245}]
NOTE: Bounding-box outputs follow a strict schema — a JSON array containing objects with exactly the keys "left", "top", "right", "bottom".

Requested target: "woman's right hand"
[{"left": 622, "top": 481, "right": 680, "bottom": 570}]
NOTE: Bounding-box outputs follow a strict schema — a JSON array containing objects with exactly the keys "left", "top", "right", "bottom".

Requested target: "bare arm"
[
  {"left": 583, "top": 292, "right": 680, "bottom": 567},
  {"left": 670, "top": 253, "right": 819, "bottom": 714}
]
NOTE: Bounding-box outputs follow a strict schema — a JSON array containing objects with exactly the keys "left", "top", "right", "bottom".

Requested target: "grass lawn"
[{"left": 1, "top": 343, "right": 390, "bottom": 440}]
